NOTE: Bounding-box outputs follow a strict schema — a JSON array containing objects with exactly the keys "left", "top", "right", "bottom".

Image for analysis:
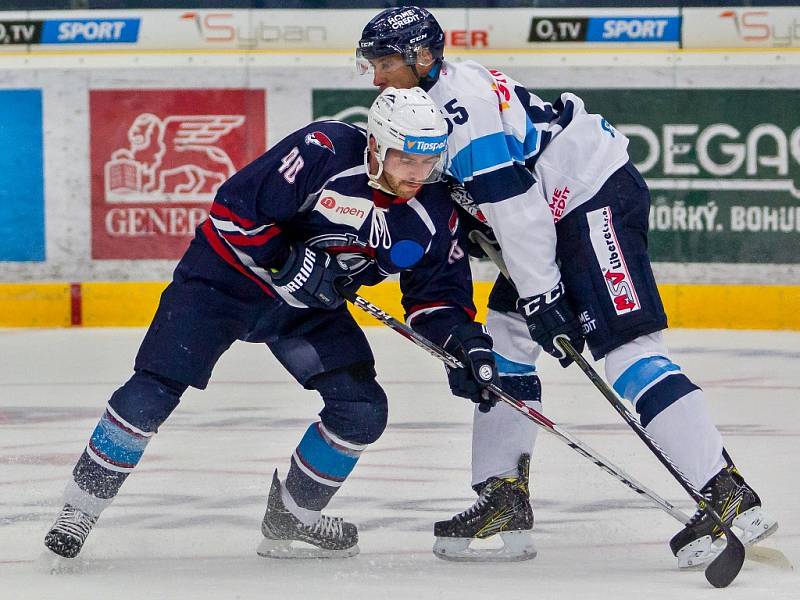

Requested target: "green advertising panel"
[{"left": 313, "top": 88, "right": 800, "bottom": 263}]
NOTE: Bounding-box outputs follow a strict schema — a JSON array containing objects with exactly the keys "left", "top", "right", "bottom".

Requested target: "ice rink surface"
[{"left": 1, "top": 326, "right": 798, "bottom": 599}]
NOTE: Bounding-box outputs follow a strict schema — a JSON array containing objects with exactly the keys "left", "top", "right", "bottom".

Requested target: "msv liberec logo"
[{"left": 403, "top": 134, "right": 448, "bottom": 154}]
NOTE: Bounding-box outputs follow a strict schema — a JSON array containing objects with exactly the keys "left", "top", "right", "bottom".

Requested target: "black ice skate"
[
  {"left": 257, "top": 470, "right": 359, "bottom": 559},
  {"left": 670, "top": 465, "right": 778, "bottom": 569},
  {"left": 44, "top": 504, "right": 97, "bottom": 559},
  {"left": 433, "top": 454, "right": 536, "bottom": 562}
]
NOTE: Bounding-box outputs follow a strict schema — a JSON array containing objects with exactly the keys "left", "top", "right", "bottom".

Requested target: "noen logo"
[
  {"left": 320, "top": 196, "right": 336, "bottom": 209},
  {"left": 404, "top": 134, "right": 447, "bottom": 154}
]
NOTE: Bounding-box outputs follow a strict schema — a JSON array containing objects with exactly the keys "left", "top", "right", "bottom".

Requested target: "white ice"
[{"left": 1, "top": 327, "right": 798, "bottom": 599}]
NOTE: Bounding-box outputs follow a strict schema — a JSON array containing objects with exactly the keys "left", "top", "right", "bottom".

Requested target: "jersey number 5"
[
  {"left": 443, "top": 99, "right": 469, "bottom": 134},
  {"left": 278, "top": 147, "right": 305, "bottom": 184}
]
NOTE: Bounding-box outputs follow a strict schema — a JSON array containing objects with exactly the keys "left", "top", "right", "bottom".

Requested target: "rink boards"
[{"left": 0, "top": 280, "right": 797, "bottom": 330}]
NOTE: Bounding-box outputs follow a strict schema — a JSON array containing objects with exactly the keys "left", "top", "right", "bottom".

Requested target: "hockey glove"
[
  {"left": 442, "top": 322, "right": 499, "bottom": 413},
  {"left": 517, "top": 281, "right": 585, "bottom": 368},
  {"left": 271, "top": 241, "right": 348, "bottom": 310}
]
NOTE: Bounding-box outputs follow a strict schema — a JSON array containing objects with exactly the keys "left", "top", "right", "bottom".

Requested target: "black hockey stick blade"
[
  {"left": 556, "top": 336, "right": 746, "bottom": 588},
  {"left": 704, "top": 517, "right": 746, "bottom": 588}
]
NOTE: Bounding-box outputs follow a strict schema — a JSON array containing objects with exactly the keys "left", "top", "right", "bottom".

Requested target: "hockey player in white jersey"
[{"left": 357, "top": 6, "right": 778, "bottom": 565}]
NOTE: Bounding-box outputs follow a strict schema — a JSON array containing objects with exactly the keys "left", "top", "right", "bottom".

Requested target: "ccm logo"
[{"left": 519, "top": 282, "right": 565, "bottom": 317}]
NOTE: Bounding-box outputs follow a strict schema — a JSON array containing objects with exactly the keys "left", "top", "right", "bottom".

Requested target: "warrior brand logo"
[
  {"left": 587, "top": 206, "right": 641, "bottom": 315},
  {"left": 404, "top": 134, "right": 447, "bottom": 154},
  {"left": 314, "top": 190, "right": 372, "bottom": 229},
  {"left": 549, "top": 186, "right": 570, "bottom": 222},
  {"left": 282, "top": 248, "right": 317, "bottom": 293},
  {"left": 304, "top": 131, "right": 335, "bottom": 154}
]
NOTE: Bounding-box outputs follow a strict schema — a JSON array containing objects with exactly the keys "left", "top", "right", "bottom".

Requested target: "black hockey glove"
[
  {"left": 442, "top": 322, "right": 500, "bottom": 413},
  {"left": 271, "top": 241, "right": 349, "bottom": 310},
  {"left": 517, "top": 281, "right": 585, "bottom": 368}
]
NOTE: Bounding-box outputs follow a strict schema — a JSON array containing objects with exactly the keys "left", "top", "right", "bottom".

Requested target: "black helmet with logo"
[{"left": 356, "top": 6, "right": 445, "bottom": 73}]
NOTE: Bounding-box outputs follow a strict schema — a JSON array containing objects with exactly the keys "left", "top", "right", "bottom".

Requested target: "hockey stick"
[
  {"left": 468, "top": 230, "right": 744, "bottom": 587},
  {"left": 556, "top": 337, "right": 744, "bottom": 587},
  {"left": 337, "top": 283, "right": 691, "bottom": 524}
]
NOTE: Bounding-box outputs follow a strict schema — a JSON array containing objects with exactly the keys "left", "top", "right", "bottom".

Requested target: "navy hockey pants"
[
  {"left": 488, "top": 161, "right": 667, "bottom": 359},
  {"left": 110, "top": 234, "right": 387, "bottom": 444}
]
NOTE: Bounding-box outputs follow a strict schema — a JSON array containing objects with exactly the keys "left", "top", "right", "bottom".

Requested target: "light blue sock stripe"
[
  {"left": 613, "top": 356, "right": 681, "bottom": 402},
  {"left": 296, "top": 424, "right": 359, "bottom": 480},
  {"left": 89, "top": 413, "right": 148, "bottom": 466},
  {"left": 494, "top": 353, "right": 537, "bottom": 376}
]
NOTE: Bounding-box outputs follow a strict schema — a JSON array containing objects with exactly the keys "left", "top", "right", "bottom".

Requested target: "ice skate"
[
  {"left": 670, "top": 466, "right": 778, "bottom": 569},
  {"left": 433, "top": 454, "right": 536, "bottom": 562},
  {"left": 44, "top": 504, "right": 97, "bottom": 559},
  {"left": 257, "top": 470, "right": 359, "bottom": 559}
]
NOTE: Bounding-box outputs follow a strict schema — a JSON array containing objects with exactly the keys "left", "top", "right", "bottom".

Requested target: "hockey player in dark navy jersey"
[{"left": 44, "top": 87, "right": 499, "bottom": 560}]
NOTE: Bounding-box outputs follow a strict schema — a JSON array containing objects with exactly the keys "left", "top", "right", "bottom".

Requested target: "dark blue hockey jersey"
[{"left": 200, "top": 120, "right": 475, "bottom": 345}]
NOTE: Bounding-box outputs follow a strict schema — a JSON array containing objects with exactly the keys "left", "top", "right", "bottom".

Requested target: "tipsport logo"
[{"left": 403, "top": 134, "right": 447, "bottom": 155}]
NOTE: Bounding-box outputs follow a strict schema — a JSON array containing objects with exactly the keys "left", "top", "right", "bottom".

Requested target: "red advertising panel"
[{"left": 90, "top": 89, "right": 266, "bottom": 259}]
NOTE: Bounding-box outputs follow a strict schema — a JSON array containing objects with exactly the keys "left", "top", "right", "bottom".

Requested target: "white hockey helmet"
[{"left": 366, "top": 86, "right": 448, "bottom": 190}]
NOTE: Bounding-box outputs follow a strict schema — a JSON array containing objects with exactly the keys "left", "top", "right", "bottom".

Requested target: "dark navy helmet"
[{"left": 356, "top": 7, "right": 445, "bottom": 74}]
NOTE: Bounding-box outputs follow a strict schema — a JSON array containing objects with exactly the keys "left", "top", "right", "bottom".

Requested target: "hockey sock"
[
  {"left": 64, "top": 405, "right": 153, "bottom": 517},
  {"left": 472, "top": 360, "right": 541, "bottom": 486},
  {"left": 285, "top": 421, "right": 366, "bottom": 519},
  {"left": 612, "top": 356, "right": 725, "bottom": 489}
]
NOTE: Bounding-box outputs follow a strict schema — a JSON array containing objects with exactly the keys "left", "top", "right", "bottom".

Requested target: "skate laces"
[
  {"left": 309, "top": 515, "right": 344, "bottom": 539},
  {"left": 458, "top": 479, "right": 507, "bottom": 520},
  {"left": 52, "top": 505, "right": 96, "bottom": 540}
]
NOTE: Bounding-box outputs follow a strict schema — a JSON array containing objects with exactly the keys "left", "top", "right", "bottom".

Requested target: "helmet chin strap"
[{"left": 364, "top": 146, "right": 396, "bottom": 195}]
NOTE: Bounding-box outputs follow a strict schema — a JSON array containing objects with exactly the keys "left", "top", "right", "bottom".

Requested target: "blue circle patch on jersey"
[{"left": 390, "top": 240, "right": 425, "bottom": 268}]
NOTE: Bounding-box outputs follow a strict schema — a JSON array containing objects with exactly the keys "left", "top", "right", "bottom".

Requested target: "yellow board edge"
[{"left": 0, "top": 281, "right": 797, "bottom": 330}]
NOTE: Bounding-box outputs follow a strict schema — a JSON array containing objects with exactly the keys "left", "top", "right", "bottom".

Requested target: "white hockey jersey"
[{"left": 424, "top": 59, "right": 630, "bottom": 297}]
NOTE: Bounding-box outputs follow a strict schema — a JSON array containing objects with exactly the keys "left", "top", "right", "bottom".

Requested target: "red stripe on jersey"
[
  {"left": 201, "top": 221, "right": 276, "bottom": 298},
  {"left": 327, "top": 245, "right": 376, "bottom": 257},
  {"left": 209, "top": 203, "right": 257, "bottom": 229},
  {"left": 221, "top": 225, "right": 282, "bottom": 247}
]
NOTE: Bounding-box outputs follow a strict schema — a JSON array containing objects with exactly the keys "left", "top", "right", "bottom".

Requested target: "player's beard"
[{"left": 382, "top": 171, "right": 422, "bottom": 199}]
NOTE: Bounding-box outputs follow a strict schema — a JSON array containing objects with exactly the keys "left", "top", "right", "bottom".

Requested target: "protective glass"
[
  {"left": 355, "top": 47, "right": 435, "bottom": 76},
  {"left": 355, "top": 50, "right": 407, "bottom": 76},
  {"left": 383, "top": 146, "right": 447, "bottom": 186}
]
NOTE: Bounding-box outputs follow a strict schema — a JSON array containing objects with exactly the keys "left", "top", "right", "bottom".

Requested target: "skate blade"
[
  {"left": 256, "top": 537, "right": 359, "bottom": 559},
  {"left": 677, "top": 509, "right": 780, "bottom": 570},
  {"left": 745, "top": 545, "right": 793, "bottom": 571},
  {"left": 36, "top": 550, "right": 89, "bottom": 575},
  {"left": 433, "top": 531, "right": 537, "bottom": 563}
]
